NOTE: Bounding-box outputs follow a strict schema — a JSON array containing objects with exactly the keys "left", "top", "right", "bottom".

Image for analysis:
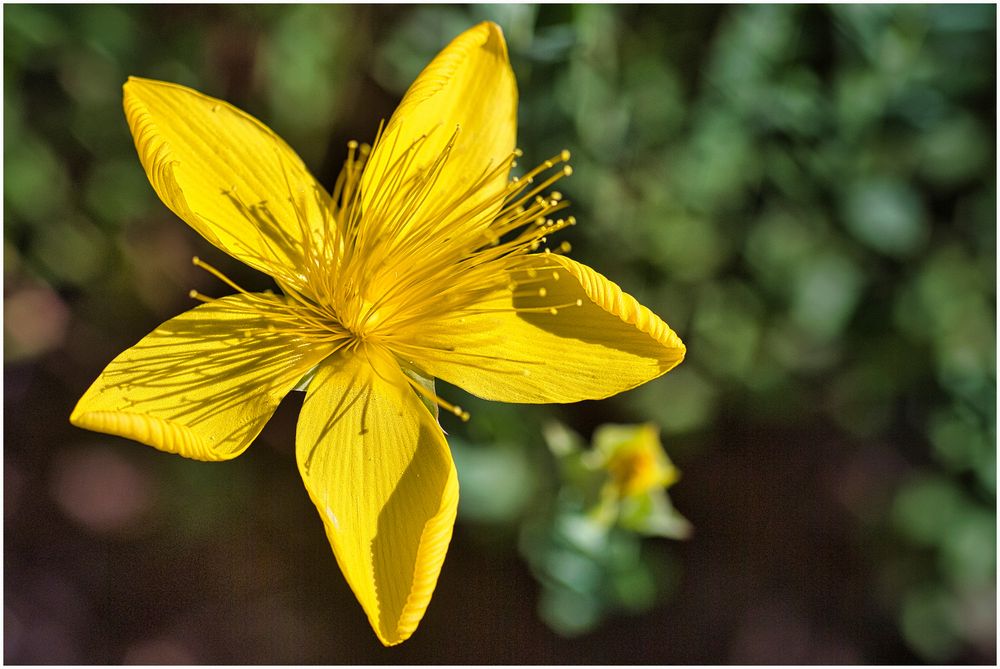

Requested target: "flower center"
[
  {"left": 343, "top": 297, "right": 383, "bottom": 340},
  {"left": 189, "top": 127, "right": 582, "bottom": 418}
]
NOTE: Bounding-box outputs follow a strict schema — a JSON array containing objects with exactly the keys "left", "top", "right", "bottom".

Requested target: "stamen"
[
  {"left": 192, "top": 256, "right": 250, "bottom": 294},
  {"left": 188, "top": 289, "right": 213, "bottom": 303},
  {"left": 462, "top": 298, "right": 584, "bottom": 316},
  {"left": 274, "top": 135, "right": 582, "bottom": 363},
  {"left": 404, "top": 373, "right": 471, "bottom": 422}
]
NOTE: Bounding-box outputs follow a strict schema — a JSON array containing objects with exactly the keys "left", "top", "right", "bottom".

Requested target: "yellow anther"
[
  {"left": 560, "top": 241, "right": 572, "bottom": 253},
  {"left": 549, "top": 307, "right": 558, "bottom": 315},
  {"left": 563, "top": 165, "right": 573, "bottom": 176},
  {"left": 551, "top": 191, "right": 563, "bottom": 201},
  {"left": 539, "top": 287, "right": 547, "bottom": 297},
  {"left": 560, "top": 149, "right": 571, "bottom": 161},
  {"left": 188, "top": 289, "right": 212, "bottom": 303},
  {"left": 575, "top": 299, "right": 583, "bottom": 306},
  {"left": 514, "top": 148, "right": 524, "bottom": 157},
  {"left": 552, "top": 271, "right": 560, "bottom": 281},
  {"left": 347, "top": 139, "right": 359, "bottom": 149}
]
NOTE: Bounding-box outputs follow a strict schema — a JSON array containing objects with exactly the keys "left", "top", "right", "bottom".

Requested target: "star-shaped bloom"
[{"left": 71, "top": 22, "right": 685, "bottom": 645}]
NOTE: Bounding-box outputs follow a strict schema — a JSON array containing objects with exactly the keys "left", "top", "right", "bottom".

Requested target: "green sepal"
[
  {"left": 402, "top": 365, "right": 439, "bottom": 421},
  {"left": 292, "top": 364, "right": 318, "bottom": 392}
]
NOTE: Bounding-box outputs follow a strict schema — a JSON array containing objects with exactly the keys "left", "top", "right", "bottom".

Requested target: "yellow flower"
[
  {"left": 597, "top": 423, "right": 679, "bottom": 498},
  {"left": 587, "top": 423, "right": 691, "bottom": 540},
  {"left": 70, "top": 22, "right": 685, "bottom": 645}
]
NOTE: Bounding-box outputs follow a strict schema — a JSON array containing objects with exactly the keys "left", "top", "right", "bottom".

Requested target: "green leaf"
[{"left": 620, "top": 491, "right": 693, "bottom": 540}]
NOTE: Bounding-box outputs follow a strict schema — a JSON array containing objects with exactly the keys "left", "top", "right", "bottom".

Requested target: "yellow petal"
[
  {"left": 360, "top": 22, "right": 517, "bottom": 243},
  {"left": 70, "top": 294, "right": 335, "bottom": 461},
  {"left": 123, "top": 77, "right": 330, "bottom": 277},
  {"left": 412, "top": 254, "right": 686, "bottom": 403},
  {"left": 296, "top": 346, "right": 458, "bottom": 646}
]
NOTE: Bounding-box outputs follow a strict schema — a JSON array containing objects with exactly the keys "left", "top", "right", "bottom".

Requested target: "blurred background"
[{"left": 4, "top": 4, "right": 996, "bottom": 664}]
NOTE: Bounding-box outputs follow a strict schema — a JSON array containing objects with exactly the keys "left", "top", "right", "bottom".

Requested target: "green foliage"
[
  {"left": 388, "top": 5, "right": 995, "bottom": 659},
  {"left": 449, "top": 419, "right": 689, "bottom": 637},
  {"left": 519, "top": 422, "right": 688, "bottom": 635}
]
